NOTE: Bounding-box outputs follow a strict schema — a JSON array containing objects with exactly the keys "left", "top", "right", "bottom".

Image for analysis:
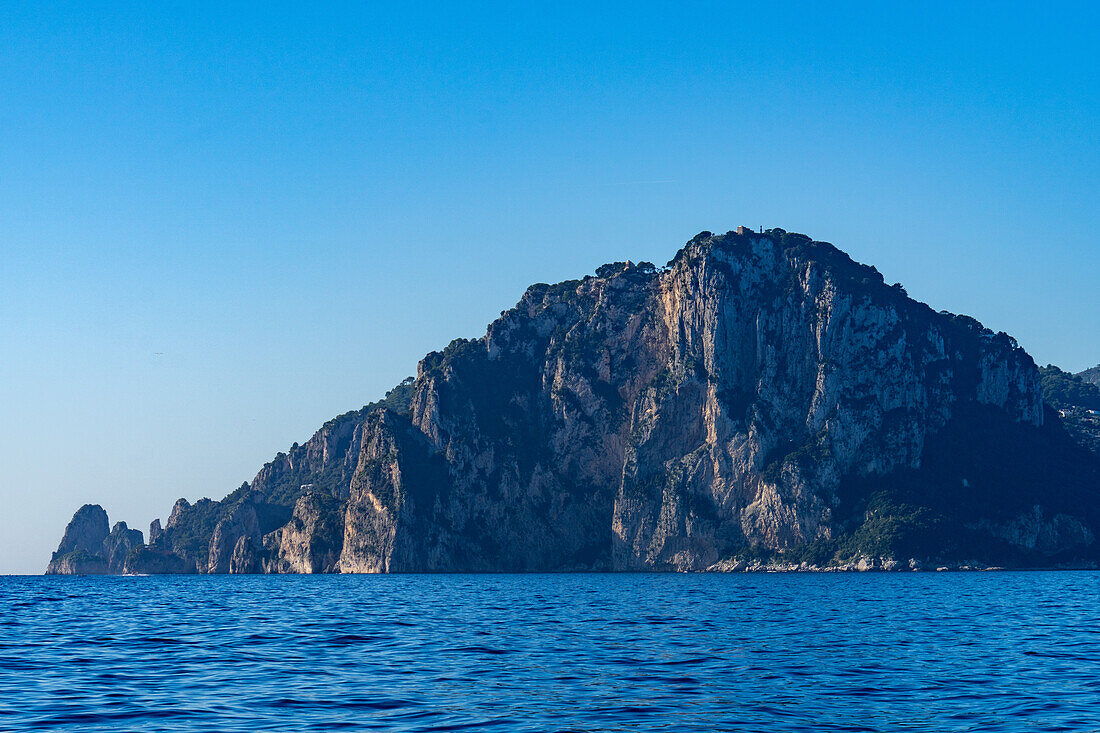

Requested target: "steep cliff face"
[
  {"left": 148, "top": 519, "right": 162, "bottom": 545},
  {"left": 47, "top": 506, "right": 145, "bottom": 575},
  {"left": 264, "top": 493, "right": 345, "bottom": 573},
  {"left": 49, "top": 228, "right": 1100, "bottom": 573},
  {"left": 51, "top": 505, "right": 109, "bottom": 558},
  {"left": 339, "top": 230, "right": 1063, "bottom": 571},
  {"left": 47, "top": 504, "right": 109, "bottom": 574},
  {"left": 103, "top": 522, "right": 144, "bottom": 573}
]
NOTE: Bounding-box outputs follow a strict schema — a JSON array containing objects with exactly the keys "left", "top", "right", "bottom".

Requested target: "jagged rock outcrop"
[
  {"left": 103, "top": 522, "right": 144, "bottom": 574},
  {"left": 148, "top": 518, "right": 162, "bottom": 544},
  {"left": 166, "top": 498, "right": 190, "bottom": 529},
  {"left": 229, "top": 536, "right": 262, "bottom": 574},
  {"left": 52, "top": 504, "right": 109, "bottom": 556},
  {"left": 47, "top": 505, "right": 111, "bottom": 575},
  {"left": 46, "top": 506, "right": 143, "bottom": 574},
  {"left": 48, "top": 228, "right": 1100, "bottom": 573},
  {"left": 207, "top": 493, "right": 262, "bottom": 574},
  {"left": 248, "top": 379, "right": 416, "bottom": 506},
  {"left": 263, "top": 493, "right": 346, "bottom": 573}
]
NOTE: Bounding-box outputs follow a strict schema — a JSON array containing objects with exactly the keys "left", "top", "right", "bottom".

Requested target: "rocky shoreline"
[{"left": 705, "top": 558, "right": 1096, "bottom": 572}]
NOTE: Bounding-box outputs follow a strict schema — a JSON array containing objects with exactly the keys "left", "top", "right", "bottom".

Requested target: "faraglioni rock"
[
  {"left": 48, "top": 228, "right": 1100, "bottom": 574},
  {"left": 47, "top": 505, "right": 144, "bottom": 575}
]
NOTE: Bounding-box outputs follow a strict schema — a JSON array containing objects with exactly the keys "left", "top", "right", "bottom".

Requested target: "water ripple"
[{"left": 1, "top": 573, "right": 1098, "bottom": 731}]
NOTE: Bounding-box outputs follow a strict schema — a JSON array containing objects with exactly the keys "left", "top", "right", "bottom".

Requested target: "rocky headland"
[
  {"left": 47, "top": 505, "right": 144, "bottom": 575},
  {"left": 48, "top": 228, "right": 1100, "bottom": 573}
]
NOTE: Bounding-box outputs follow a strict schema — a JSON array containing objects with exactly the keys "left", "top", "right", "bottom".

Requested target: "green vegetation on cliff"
[
  {"left": 1040, "top": 365, "right": 1100, "bottom": 411},
  {"left": 1039, "top": 365, "right": 1100, "bottom": 457}
]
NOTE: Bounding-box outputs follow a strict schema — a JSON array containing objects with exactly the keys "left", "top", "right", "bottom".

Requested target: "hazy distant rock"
[
  {"left": 53, "top": 504, "right": 109, "bottom": 556},
  {"left": 1079, "top": 365, "right": 1100, "bottom": 388},
  {"left": 148, "top": 518, "right": 162, "bottom": 545},
  {"left": 166, "top": 498, "right": 190, "bottom": 529},
  {"left": 47, "top": 506, "right": 157, "bottom": 575},
  {"left": 1038, "top": 365, "right": 1100, "bottom": 456},
  {"left": 46, "top": 504, "right": 110, "bottom": 575},
  {"left": 206, "top": 495, "right": 262, "bottom": 574},
  {"left": 46, "top": 550, "right": 108, "bottom": 575},
  {"left": 103, "top": 522, "right": 144, "bottom": 574}
]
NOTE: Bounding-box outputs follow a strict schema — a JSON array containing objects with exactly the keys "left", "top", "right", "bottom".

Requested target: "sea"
[{"left": 1, "top": 572, "right": 1098, "bottom": 732}]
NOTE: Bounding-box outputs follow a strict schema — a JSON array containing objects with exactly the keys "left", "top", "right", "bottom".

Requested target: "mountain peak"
[{"left": 48, "top": 227, "right": 1100, "bottom": 574}]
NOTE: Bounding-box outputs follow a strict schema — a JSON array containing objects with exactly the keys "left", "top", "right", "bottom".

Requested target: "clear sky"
[{"left": 2, "top": 2, "right": 1098, "bottom": 574}]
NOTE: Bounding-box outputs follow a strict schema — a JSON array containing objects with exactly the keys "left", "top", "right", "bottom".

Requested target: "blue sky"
[{"left": 2, "top": 2, "right": 1098, "bottom": 573}]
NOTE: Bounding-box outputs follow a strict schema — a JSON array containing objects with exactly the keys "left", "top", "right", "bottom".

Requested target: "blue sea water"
[{"left": 1, "top": 573, "right": 1099, "bottom": 732}]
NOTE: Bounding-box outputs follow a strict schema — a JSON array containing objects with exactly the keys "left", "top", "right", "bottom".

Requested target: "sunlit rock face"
[
  {"left": 338, "top": 229, "right": 1076, "bottom": 572},
  {"left": 264, "top": 492, "right": 345, "bottom": 574},
  {"left": 48, "top": 229, "right": 1100, "bottom": 573}
]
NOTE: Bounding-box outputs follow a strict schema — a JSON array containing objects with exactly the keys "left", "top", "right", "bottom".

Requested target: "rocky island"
[{"left": 47, "top": 228, "right": 1100, "bottom": 574}]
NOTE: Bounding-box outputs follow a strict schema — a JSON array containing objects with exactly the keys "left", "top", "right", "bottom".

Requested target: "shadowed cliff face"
[
  {"left": 47, "top": 507, "right": 144, "bottom": 575},
  {"left": 265, "top": 492, "right": 346, "bottom": 574},
  {"left": 49, "top": 229, "right": 1100, "bottom": 574}
]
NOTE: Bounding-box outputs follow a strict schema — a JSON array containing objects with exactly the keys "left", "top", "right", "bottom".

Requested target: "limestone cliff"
[
  {"left": 103, "top": 522, "right": 144, "bottom": 573},
  {"left": 263, "top": 493, "right": 345, "bottom": 573},
  {"left": 337, "top": 229, "right": 1070, "bottom": 571},
  {"left": 51, "top": 505, "right": 108, "bottom": 558},
  {"left": 47, "top": 506, "right": 145, "bottom": 575},
  {"left": 50, "top": 228, "right": 1100, "bottom": 573}
]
